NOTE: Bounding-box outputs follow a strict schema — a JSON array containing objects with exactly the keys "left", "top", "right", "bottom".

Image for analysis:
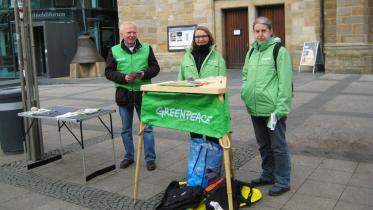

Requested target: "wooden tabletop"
[{"left": 140, "top": 77, "right": 227, "bottom": 94}]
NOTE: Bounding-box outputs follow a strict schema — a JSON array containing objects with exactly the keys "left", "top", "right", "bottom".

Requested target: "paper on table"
[
  {"left": 23, "top": 108, "right": 57, "bottom": 116},
  {"left": 56, "top": 112, "right": 80, "bottom": 119},
  {"left": 267, "top": 113, "right": 277, "bottom": 131},
  {"left": 158, "top": 80, "right": 209, "bottom": 87},
  {"left": 56, "top": 108, "right": 100, "bottom": 119}
]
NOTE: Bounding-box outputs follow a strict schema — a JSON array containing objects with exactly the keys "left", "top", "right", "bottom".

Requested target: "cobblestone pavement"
[
  {"left": 1, "top": 70, "right": 373, "bottom": 210},
  {"left": 0, "top": 139, "right": 256, "bottom": 209}
]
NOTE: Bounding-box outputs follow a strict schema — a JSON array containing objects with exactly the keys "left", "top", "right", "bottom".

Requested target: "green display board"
[{"left": 141, "top": 91, "right": 230, "bottom": 138}]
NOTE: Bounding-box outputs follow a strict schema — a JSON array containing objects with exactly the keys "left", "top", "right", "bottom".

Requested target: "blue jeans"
[
  {"left": 118, "top": 105, "right": 156, "bottom": 162},
  {"left": 251, "top": 116, "right": 291, "bottom": 188}
]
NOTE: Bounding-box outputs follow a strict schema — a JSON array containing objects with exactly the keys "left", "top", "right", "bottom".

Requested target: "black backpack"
[
  {"left": 247, "top": 43, "right": 294, "bottom": 96},
  {"left": 156, "top": 181, "right": 204, "bottom": 210}
]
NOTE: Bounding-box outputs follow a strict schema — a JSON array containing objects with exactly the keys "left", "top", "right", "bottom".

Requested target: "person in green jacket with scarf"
[
  {"left": 240, "top": 17, "right": 293, "bottom": 196},
  {"left": 178, "top": 26, "right": 227, "bottom": 143}
]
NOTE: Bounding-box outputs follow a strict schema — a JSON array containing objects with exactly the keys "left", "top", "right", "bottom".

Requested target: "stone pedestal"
[{"left": 69, "top": 62, "right": 105, "bottom": 79}]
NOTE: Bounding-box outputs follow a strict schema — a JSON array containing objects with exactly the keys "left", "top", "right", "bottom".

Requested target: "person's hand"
[
  {"left": 125, "top": 74, "right": 135, "bottom": 83},
  {"left": 137, "top": 72, "right": 144, "bottom": 80}
]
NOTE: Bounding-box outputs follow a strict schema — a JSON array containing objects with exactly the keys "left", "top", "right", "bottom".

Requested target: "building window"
[
  {"left": 0, "top": 0, "right": 10, "bottom": 10},
  {"left": 0, "top": 17, "right": 17, "bottom": 79},
  {"left": 100, "top": 0, "right": 116, "bottom": 9},
  {"left": 54, "top": 0, "right": 76, "bottom": 8},
  {"left": 31, "top": 0, "right": 53, "bottom": 9},
  {"left": 83, "top": 0, "right": 116, "bottom": 9}
]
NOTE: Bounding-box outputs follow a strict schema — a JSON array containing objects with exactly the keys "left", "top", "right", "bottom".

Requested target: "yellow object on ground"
[{"left": 192, "top": 185, "right": 262, "bottom": 209}]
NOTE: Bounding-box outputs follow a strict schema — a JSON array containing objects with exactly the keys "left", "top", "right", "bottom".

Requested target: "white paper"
[
  {"left": 56, "top": 112, "right": 79, "bottom": 119},
  {"left": 209, "top": 201, "right": 224, "bottom": 210},
  {"left": 267, "top": 113, "right": 277, "bottom": 130}
]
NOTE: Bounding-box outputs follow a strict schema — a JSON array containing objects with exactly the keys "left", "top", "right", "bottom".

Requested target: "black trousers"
[{"left": 190, "top": 132, "right": 219, "bottom": 144}]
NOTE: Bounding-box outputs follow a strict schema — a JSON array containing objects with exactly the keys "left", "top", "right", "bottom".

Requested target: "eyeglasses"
[{"left": 194, "top": 35, "right": 208, "bottom": 39}]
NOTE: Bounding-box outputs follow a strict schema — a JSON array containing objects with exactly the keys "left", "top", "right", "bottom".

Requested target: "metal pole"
[
  {"left": 14, "top": 0, "right": 43, "bottom": 161},
  {"left": 80, "top": 0, "right": 87, "bottom": 32}
]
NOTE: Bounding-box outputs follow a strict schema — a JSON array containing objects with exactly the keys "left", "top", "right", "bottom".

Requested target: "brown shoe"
[
  {"left": 146, "top": 160, "right": 156, "bottom": 171},
  {"left": 120, "top": 159, "right": 134, "bottom": 169}
]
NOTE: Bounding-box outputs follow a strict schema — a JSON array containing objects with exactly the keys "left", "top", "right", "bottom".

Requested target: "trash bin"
[{"left": 0, "top": 87, "right": 24, "bottom": 153}]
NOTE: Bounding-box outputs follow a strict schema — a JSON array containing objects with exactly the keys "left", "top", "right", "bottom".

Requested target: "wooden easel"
[{"left": 133, "top": 78, "right": 235, "bottom": 210}]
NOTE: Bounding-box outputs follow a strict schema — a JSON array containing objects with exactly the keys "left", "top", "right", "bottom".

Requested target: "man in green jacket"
[
  {"left": 240, "top": 17, "right": 293, "bottom": 196},
  {"left": 105, "top": 22, "right": 159, "bottom": 171}
]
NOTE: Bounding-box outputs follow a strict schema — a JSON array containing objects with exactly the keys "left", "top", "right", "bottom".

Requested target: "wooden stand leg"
[
  {"left": 228, "top": 133, "right": 235, "bottom": 177},
  {"left": 220, "top": 134, "right": 233, "bottom": 210},
  {"left": 133, "top": 122, "right": 145, "bottom": 203}
]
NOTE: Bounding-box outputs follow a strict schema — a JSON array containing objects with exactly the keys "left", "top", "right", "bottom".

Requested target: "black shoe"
[
  {"left": 250, "top": 178, "right": 275, "bottom": 187},
  {"left": 268, "top": 185, "right": 290, "bottom": 196},
  {"left": 146, "top": 160, "right": 156, "bottom": 171},
  {"left": 120, "top": 159, "right": 134, "bottom": 169}
]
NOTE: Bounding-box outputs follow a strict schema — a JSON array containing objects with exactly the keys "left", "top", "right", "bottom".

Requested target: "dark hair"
[
  {"left": 192, "top": 26, "right": 215, "bottom": 48},
  {"left": 252, "top": 16, "right": 272, "bottom": 31}
]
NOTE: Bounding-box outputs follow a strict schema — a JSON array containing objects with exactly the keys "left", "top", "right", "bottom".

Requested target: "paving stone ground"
[{"left": 1, "top": 70, "right": 372, "bottom": 210}]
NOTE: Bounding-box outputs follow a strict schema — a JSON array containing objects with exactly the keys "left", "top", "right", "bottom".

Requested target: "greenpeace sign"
[
  {"left": 155, "top": 107, "right": 213, "bottom": 124},
  {"left": 141, "top": 92, "right": 231, "bottom": 138}
]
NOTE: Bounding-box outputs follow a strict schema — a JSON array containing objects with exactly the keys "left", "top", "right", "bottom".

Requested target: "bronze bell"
[{"left": 70, "top": 34, "right": 105, "bottom": 64}]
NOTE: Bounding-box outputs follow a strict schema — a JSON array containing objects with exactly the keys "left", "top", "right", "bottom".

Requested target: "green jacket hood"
[
  {"left": 178, "top": 45, "right": 226, "bottom": 81},
  {"left": 252, "top": 37, "right": 277, "bottom": 52},
  {"left": 184, "top": 45, "right": 216, "bottom": 53}
]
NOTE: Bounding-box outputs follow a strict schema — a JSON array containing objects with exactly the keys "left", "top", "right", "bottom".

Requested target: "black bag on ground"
[{"left": 156, "top": 181, "right": 204, "bottom": 210}]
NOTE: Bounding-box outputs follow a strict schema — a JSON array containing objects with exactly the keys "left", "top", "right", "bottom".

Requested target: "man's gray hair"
[{"left": 120, "top": 21, "right": 137, "bottom": 32}]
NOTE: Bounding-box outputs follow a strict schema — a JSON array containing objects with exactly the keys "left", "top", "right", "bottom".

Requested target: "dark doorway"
[
  {"left": 224, "top": 8, "right": 248, "bottom": 69},
  {"left": 33, "top": 26, "right": 47, "bottom": 76},
  {"left": 33, "top": 22, "right": 77, "bottom": 78},
  {"left": 257, "top": 4, "right": 285, "bottom": 46}
]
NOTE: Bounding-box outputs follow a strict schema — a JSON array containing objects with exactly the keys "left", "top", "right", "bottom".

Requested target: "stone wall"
[
  {"left": 117, "top": 0, "right": 213, "bottom": 72},
  {"left": 117, "top": 0, "right": 372, "bottom": 74},
  {"left": 325, "top": 0, "right": 373, "bottom": 73}
]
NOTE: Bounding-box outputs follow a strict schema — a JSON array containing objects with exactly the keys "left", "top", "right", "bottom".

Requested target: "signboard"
[
  {"left": 299, "top": 41, "right": 324, "bottom": 73},
  {"left": 167, "top": 25, "right": 197, "bottom": 51},
  {"left": 141, "top": 92, "right": 230, "bottom": 138},
  {"left": 233, "top": 29, "right": 241, "bottom": 36}
]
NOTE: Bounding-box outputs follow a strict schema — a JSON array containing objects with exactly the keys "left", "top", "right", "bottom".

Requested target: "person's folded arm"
[
  {"left": 105, "top": 49, "right": 128, "bottom": 84},
  {"left": 142, "top": 46, "right": 160, "bottom": 80}
]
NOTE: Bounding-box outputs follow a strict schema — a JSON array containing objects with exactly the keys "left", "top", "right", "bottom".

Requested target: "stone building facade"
[{"left": 117, "top": 0, "right": 373, "bottom": 74}]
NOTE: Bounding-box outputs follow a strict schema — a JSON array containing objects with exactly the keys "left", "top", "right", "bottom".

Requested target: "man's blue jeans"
[
  {"left": 251, "top": 116, "right": 291, "bottom": 188},
  {"left": 118, "top": 105, "right": 156, "bottom": 162}
]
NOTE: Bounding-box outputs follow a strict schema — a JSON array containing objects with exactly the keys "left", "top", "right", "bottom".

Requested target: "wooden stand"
[{"left": 133, "top": 78, "right": 235, "bottom": 210}]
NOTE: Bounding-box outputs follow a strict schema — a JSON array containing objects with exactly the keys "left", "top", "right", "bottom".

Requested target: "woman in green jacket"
[
  {"left": 240, "top": 17, "right": 293, "bottom": 196},
  {"left": 178, "top": 26, "right": 226, "bottom": 81},
  {"left": 178, "top": 26, "right": 227, "bottom": 143}
]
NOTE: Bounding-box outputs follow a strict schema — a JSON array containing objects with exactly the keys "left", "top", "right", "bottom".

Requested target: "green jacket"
[
  {"left": 240, "top": 37, "right": 292, "bottom": 117},
  {"left": 111, "top": 42, "right": 151, "bottom": 91},
  {"left": 178, "top": 46, "right": 226, "bottom": 80}
]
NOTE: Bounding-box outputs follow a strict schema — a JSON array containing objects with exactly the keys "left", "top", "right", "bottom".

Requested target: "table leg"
[
  {"left": 220, "top": 134, "right": 234, "bottom": 210},
  {"left": 22, "top": 118, "right": 36, "bottom": 168},
  {"left": 57, "top": 121, "right": 64, "bottom": 159},
  {"left": 109, "top": 114, "right": 117, "bottom": 170},
  {"left": 79, "top": 121, "right": 87, "bottom": 184},
  {"left": 133, "top": 121, "right": 145, "bottom": 203},
  {"left": 23, "top": 141, "right": 28, "bottom": 168}
]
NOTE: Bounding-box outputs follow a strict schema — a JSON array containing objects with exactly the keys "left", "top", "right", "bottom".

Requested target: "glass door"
[{"left": 0, "top": 15, "right": 17, "bottom": 78}]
